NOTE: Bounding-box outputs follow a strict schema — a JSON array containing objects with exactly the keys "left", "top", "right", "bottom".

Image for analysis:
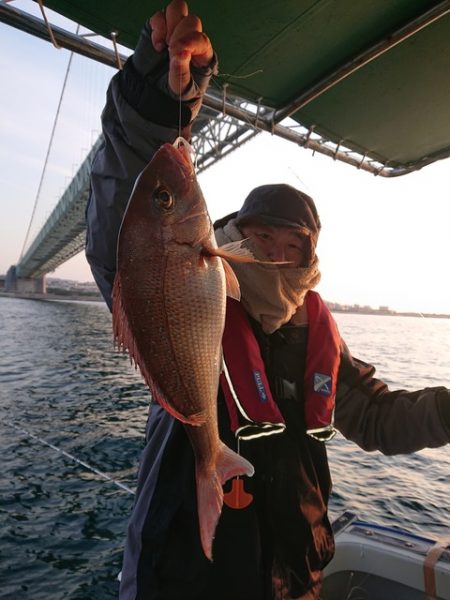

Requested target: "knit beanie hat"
[{"left": 235, "top": 184, "right": 321, "bottom": 265}]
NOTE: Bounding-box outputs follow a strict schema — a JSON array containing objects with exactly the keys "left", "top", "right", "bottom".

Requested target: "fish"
[{"left": 112, "top": 139, "right": 254, "bottom": 560}]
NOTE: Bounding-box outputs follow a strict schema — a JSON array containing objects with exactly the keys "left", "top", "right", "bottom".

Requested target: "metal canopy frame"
[{"left": 1, "top": 1, "right": 449, "bottom": 177}]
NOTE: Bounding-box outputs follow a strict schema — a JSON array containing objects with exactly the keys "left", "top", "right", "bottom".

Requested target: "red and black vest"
[{"left": 220, "top": 291, "right": 341, "bottom": 442}]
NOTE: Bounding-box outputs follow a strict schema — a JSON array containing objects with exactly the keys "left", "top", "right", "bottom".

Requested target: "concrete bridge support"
[{"left": 5, "top": 265, "right": 46, "bottom": 294}]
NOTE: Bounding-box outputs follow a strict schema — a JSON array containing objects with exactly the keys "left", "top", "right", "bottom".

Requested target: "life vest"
[{"left": 220, "top": 291, "right": 340, "bottom": 441}]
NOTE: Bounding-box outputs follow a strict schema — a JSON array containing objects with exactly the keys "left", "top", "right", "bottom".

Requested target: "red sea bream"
[{"left": 112, "top": 140, "right": 254, "bottom": 560}]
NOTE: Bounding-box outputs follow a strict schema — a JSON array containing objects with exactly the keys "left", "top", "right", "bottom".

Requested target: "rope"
[
  {"left": 110, "top": 31, "right": 123, "bottom": 70},
  {"left": 3, "top": 418, "right": 135, "bottom": 496},
  {"left": 19, "top": 28, "right": 79, "bottom": 262},
  {"left": 37, "top": 0, "right": 61, "bottom": 49},
  {"left": 424, "top": 540, "right": 450, "bottom": 599}
]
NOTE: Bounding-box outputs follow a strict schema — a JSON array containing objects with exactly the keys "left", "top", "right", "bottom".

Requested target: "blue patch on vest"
[
  {"left": 253, "top": 370, "right": 268, "bottom": 402},
  {"left": 313, "top": 372, "right": 332, "bottom": 396}
]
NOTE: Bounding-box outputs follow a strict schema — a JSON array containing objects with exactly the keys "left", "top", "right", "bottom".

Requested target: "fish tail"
[
  {"left": 216, "top": 442, "right": 255, "bottom": 483},
  {"left": 196, "top": 443, "right": 254, "bottom": 560},
  {"left": 196, "top": 469, "right": 223, "bottom": 561}
]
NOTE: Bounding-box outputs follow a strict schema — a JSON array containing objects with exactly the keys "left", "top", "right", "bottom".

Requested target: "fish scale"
[{"left": 164, "top": 248, "right": 225, "bottom": 414}]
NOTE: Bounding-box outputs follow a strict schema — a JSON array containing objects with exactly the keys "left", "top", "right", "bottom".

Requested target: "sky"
[{"left": 1, "top": 2, "right": 449, "bottom": 315}]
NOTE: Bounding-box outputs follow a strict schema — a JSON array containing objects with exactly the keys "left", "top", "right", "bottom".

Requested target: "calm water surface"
[{"left": 0, "top": 297, "right": 449, "bottom": 599}]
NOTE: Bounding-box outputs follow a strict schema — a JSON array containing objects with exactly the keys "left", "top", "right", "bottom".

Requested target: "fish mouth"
[{"left": 161, "top": 138, "right": 195, "bottom": 178}]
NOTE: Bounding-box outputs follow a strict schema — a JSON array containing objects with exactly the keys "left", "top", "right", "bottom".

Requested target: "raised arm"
[
  {"left": 335, "top": 340, "right": 450, "bottom": 455},
  {"left": 85, "top": 0, "right": 216, "bottom": 308}
]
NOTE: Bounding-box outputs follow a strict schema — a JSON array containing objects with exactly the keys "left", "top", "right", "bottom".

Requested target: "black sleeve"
[{"left": 334, "top": 339, "right": 450, "bottom": 455}]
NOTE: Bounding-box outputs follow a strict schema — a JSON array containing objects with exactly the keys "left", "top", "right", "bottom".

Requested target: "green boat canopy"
[{"left": 35, "top": 0, "right": 450, "bottom": 173}]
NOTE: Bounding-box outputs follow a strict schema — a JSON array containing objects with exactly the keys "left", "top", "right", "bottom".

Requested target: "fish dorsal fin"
[
  {"left": 112, "top": 274, "right": 206, "bottom": 427},
  {"left": 221, "top": 259, "right": 241, "bottom": 301}
]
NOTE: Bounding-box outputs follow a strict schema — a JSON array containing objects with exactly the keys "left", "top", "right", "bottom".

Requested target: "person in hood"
[{"left": 85, "top": 2, "right": 450, "bottom": 599}]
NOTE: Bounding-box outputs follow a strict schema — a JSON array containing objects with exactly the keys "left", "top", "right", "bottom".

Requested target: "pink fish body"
[{"left": 112, "top": 142, "right": 254, "bottom": 559}]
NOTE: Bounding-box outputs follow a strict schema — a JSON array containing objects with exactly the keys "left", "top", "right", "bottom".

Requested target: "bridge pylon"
[{"left": 5, "top": 265, "right": 46, "bottom": 294}]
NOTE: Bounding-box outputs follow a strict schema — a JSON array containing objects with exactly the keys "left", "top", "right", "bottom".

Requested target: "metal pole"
[{"left": 0, "top": 1, "right": 128, "bottom": 67}]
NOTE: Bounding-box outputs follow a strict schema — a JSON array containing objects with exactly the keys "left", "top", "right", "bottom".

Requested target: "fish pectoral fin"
[
  {"left": 202, "top": 239, "right": 261, "bottom": 264},
  {"left": 212, "top": 240, "right": 258, "bottom": 263},
  {"left": 214, "top": 240, "right": 292, "bottom": 266},
  {"left": 222, "top": 259, "right": 241, "bottom": 301}
]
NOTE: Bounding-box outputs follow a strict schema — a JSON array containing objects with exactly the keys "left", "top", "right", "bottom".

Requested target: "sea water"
[{"left": 0, "top": 297, "right": 449, "bottom": 599}]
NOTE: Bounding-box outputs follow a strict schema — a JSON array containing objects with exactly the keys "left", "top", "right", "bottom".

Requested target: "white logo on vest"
[{"left": 313, "top": 373, "right": 332, "bottom": 396}]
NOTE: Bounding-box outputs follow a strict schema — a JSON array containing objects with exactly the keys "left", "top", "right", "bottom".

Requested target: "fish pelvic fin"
[{"left": 196, "top": 443, "right": 254, "bottom": 561}]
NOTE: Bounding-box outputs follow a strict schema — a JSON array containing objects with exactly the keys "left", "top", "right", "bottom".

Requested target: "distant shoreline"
[
  {"left": 0, "top": 291, "right": 104, "bottom": 304},
  {"left": 1, "top": 290, "right": 448, "bottom": 319},
  {"left": 329, "top": 306, "right": 450, "bottom": 320}
]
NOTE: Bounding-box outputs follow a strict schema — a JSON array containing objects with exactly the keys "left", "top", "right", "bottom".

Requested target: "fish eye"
[{"left": 153, "top": 187, "right": 174, "bottom": 210}]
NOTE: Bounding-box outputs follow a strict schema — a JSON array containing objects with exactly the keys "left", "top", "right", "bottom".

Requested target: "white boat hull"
[{"left": 322, "top": 512, "right": 450, "bottom": 599}]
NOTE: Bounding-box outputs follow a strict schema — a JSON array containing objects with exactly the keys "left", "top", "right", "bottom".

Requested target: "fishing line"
[
  {"left": 178, "top": 58, "right": 182, "bottom": 140},
  {"left": 174, "top": 58, "right": 198, "bottom": 171},
  {"left": 3, "top": 418, "right": 135, "bottom": 496},
  {"left": 215, "top": 69, "right": 264, "bottom": 80}
]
